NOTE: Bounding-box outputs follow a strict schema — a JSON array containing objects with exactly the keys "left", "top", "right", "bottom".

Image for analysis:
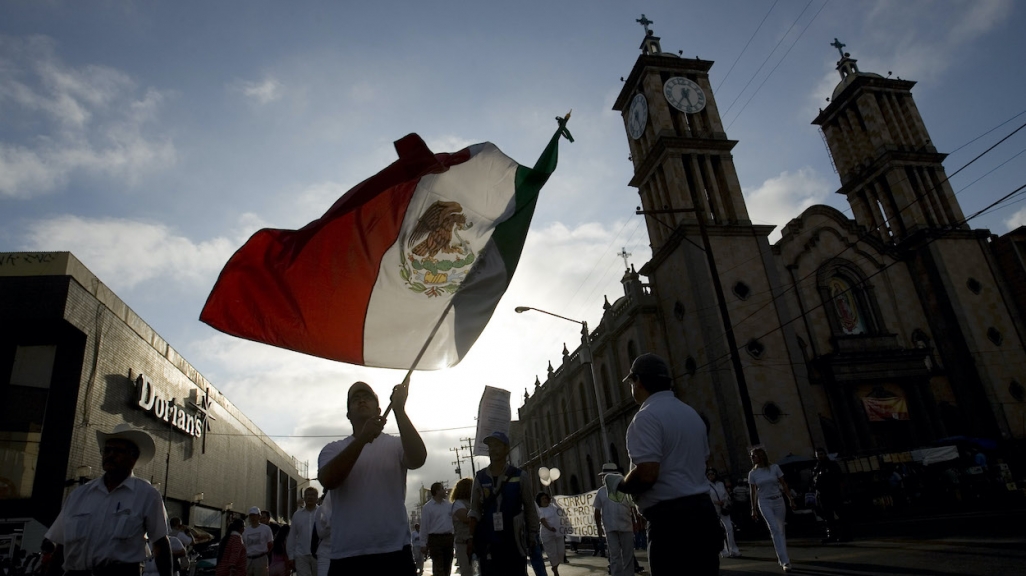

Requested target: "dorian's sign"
[{"left": 133, "top": 372, "right": 206, "bottom": 438}]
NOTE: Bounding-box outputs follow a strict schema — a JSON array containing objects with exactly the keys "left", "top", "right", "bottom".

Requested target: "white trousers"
[
  {"left": 316, "top": 553, "right": 330, "bottom": 576},
  {"left": 294, "top": 555, "right": 316, "bottom": 576},
  {"left": 719, "top": 514, "right": 740, "bottom": 555},
  {"left": 540, "top": 531, "right": 565, "bottom": 567},
  {"left": 606, "top": 531, "right": 635, "bottom": 576},
  {"left": 758, "top": 496, "right": 790, "bottom": 566}
]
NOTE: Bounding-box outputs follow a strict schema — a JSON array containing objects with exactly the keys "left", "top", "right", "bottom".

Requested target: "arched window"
[
  {"left": 610, "top": 443, "right": 620, "bottom": 468},
  {"left": 570, "top": 474, "right": 581, "bottom": 494},
  {"left": 586, "top": 455, "right": 596, "bottom": 490},
  {"left": 627, "top": 340, "right": 638, "bottom": 363},
  {"left": 546, "top": 411, "right": 555, "bottom": 447},
  {"left": 561, "top": 398, "right": 571, "bottom": 436},
  {"left": 827, "top": 276, "right": 867, "bottom": 334},
  {"left": 817, "top": 260, "right": 882, "bottom": 337}
]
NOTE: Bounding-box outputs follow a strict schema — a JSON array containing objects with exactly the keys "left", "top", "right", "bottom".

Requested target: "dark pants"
[
  {"left": 643, "top": 494, "right": 720, "bottom": 576},
  {"left": 818, "top": 491, "right": 850, "bottom": 540},
  {"left": 426, "top": 534, "right": 454, "bottom": 576},
  {"left": 477, "top": 541, "right": 527, "bottom": 576},
  {"left": 327, "top": 546, "right": 416, "bottom": 576}
]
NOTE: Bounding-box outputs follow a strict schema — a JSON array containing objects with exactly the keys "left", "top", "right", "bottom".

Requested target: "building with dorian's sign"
[{"left": 0, "top": 251, "right": 308, "bottom": 553}]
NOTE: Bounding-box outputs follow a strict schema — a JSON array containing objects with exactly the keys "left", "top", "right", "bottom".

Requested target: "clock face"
[
  {"left": 627, "top": 93, "right": 648, "bottom": 140},
  {"left": 663, "top": 77, "right": 706, "bottom": 114}
]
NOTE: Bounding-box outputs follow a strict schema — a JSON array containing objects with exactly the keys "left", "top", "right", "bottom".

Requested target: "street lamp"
[{"left": 515, "top": 306, "right": 614, "bottom": 465}]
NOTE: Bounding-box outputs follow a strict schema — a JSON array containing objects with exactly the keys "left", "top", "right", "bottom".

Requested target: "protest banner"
[
  {"left": 552, "top": 490, "right": 600, "bottom": 538},
  {"left": 474, "top": 386, "right": 511, "bottom": 453}
]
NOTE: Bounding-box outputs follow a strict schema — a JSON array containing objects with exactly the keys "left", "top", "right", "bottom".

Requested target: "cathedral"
[{"left": 516, "top": 26, "right": 1026, "bottom": 493}]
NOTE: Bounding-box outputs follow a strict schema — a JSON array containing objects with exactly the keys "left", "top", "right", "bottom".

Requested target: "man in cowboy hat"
[
  {"left": 45, "top": 423, "right": 172, "bottom": 576},
  {"left": 317, "top": 381, "right": 427, "bottom": 575},
  {"left": 594, "top": 464, "right": 637, "bottom": 576},
  {"left": 614, "top": 353, "right": 720, "bottom": 576}
]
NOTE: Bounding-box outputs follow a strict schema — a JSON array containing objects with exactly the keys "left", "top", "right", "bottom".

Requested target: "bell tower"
[
  {"left": 613, "top": 21, "right": 750, "bottom": 251},
  {"left": 813, "top": 42, "right": 966, "bottom": 242},
  {"left": 612, "top": 18, "right": 820, "bottom": 473}
]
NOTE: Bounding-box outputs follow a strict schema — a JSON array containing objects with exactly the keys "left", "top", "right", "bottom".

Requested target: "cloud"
[
  {"left": 19, "top": 215, "right": 253, "bottom": 291},
  {"left": 231, "top": 76, "right": 284, "bottom": 105},
  {"left": 744, "top": 168, "right": 832, "bottom": 242},
  {"left": 0, "top": 35, "right": 176, "bottom": 198},
  {"left": 1004, "top": 207, "right": 1026, "bottom": 231}
]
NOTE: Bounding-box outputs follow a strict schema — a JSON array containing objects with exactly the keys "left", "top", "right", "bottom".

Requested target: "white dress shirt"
[
  {"left": 420, "top": 499, "right": 454, "bottom": 535},
  {"left": 286, "top": 506, "right": 318, "bottom": 558},
  {"left": 46, "top": 474, "right": 170, "bottom": 570}
]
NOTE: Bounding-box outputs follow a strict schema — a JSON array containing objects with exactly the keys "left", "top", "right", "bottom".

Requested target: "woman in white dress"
[
  {"left": 749, "top": 448, "right": 796, "bottom": 573},
  {"left": 535, "top": 493, "right": 564, "bottom": 576},
  {"left": 707, "top": 468, "right": 740, "bottom": 558}
]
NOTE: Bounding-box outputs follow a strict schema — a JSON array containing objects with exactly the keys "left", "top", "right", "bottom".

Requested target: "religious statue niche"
[{"left": 828, "top": 276, "right": 867, "bottom": 335}]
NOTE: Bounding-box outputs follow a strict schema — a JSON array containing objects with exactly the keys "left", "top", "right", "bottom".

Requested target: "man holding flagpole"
[{"left": 317, "top": 381, "right": 427, "bottom": 575}]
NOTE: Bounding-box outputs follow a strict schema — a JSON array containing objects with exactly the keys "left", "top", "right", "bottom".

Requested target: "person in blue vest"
[{"left": 467, "top": 432, "right": 539, "bottom": 576}]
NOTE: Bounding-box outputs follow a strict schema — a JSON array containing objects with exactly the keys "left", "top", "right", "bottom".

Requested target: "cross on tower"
[
  {"left": 618, "top": 247, "right": 632, "bottom": 270},
  {"left": 636, "top": 14, "right": 653, "bottom": 34},
  {"left": 831, "top": 38, "right": 847, "bottom": 58}
]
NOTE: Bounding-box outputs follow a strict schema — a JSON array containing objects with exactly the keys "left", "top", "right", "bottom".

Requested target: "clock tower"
[{"left": 613, "top": 22, "right": 819, "bottom": 471}]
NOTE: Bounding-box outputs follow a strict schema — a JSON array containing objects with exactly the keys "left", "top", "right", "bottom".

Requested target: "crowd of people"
[{"left": 36, "top": 350, "right": 989, "bottom": 576}]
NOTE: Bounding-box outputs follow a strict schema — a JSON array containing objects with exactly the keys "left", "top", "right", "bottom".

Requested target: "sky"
[{"left": 3, "top": 0, "right": 1025, "bottom": 510}]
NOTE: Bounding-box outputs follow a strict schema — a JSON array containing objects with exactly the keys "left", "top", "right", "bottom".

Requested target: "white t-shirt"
[
  {"left": 593, "top": 487, "right": 633, "bottom": 533},
  {"left": 626, "top": 391, "right": 710, "bottom": 511},
  {"left": 243, "top": 523, "right": 274, "bottom": 557},
  {"left": 144, "top": 535, "right": 185, "bottom": 576},
  {"left": 537, "top": 505, "right": 561, "bottom": 537},
  {"left": 46, "top": 475, "right": 170, "bottom": 570},
  {"left": 748, "top": 465, "right": 785, "bottom": 499},
  {"left": 420, "top": 499, "right": 454, "bottom": 535},
  {"left": 707, "top": 481, "right": 730, "bottom": 514},
  {"left": 318, "top": 434, "right": 410, "bottom": 559},
  {"left": 314, "top": 493, "right": 332, "bottom": 556}
]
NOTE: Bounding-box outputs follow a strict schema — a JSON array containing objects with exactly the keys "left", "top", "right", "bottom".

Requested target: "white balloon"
[
  {"left": 549, "top": 468, "right": 561, "bottom": 481},
  {"left": 538, "top": 467, "right": 550, "bottom": 481},
  {"left": 540, "top": 477, "right": 552, "bottom": 486}
]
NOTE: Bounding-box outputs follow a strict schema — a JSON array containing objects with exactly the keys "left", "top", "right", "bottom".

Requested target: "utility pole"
[
  {"left": 450, "top": 446, "right": 463, "bottom": 477},
  {"left": 460, "top": 437, "right": 477, "bottom": 477}
]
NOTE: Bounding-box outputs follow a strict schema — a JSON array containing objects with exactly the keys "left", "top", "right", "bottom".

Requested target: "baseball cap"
[
  {"left": 347, "top": 382, "right": 378, "bottom": 405},
  {"left": 248, "top": 506, "right": 260, "bottom": 515},
  {"left": 483, "top": 431, "right": 510, "bottom": 446},
  {"left": 623, "top": 353, "right": 671, "bottom": 383}
]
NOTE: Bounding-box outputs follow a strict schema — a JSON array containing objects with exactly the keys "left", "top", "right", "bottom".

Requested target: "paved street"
[{"left": 427, "top": 509, "right": 1026, "bottom": 576}]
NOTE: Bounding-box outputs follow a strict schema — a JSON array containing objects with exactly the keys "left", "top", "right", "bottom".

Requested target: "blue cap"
[{"left": 484, "top": 431, "right": 510, "bottom": 446}]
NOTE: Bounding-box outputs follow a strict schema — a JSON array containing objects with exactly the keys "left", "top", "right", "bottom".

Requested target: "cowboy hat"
[{"left": 96, "top": 423, "right": 156, "bottom": 466}]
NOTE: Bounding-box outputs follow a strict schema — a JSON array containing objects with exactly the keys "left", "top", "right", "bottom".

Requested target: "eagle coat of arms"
[{"left": 400, "top": 200, "right": 475, "bottom": 298}]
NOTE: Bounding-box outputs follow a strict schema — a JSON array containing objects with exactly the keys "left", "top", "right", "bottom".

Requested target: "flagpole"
[{"left": 381, "top": 298, "right": 456, "bottom": 418}]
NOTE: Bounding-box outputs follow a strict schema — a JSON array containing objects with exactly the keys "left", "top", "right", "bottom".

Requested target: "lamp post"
[{"left": 514, "top": 306, "right": 613, "bottom": 465}]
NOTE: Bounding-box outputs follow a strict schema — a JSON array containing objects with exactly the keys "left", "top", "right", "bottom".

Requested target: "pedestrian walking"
[
  {"left": 411, "top": 524, "right": 424, "bottom": 576},
  {"left": 450, "top": 479, "right": 475, "bottom": 576},
  {"left": 215, "top": 520, "right": 247, "bottom": 576},
  {"left": 313, "top": 493, "right": 331, "bottom": 576},
  {"left": 536, "top": 494, "right": 564, "bottom": 576},
  {"left": 615, "top": 353, "right": 720, "bottom": 576},
  {"left": 44, "top": 423, "right": 173, "bottom": 576},
  {"left": 422, "top": 482, "right": 455, "bottom": 576},
  {"left": 287, "top": 487, "right": 320, "bottom": 576},
  {"left": 706, "top": 469, "right": 740, "bottom": 558},
  {"left": 467, "top": 431, "right": 539, "bottom": 576},
  {"left": 317, "top": 381, "right": 428, "bottom": 574},
  {"left": 593, "top": 465, "right": 635, "bottom": 576},
  {"left": 749, "top": 447, "right": 796, "bottom": 572},
  {"left": 243, "top": 507, "right": 274, "bottom": 576},
  {"left": 812, "top": 448, "right": 851, "bottom": 542}
]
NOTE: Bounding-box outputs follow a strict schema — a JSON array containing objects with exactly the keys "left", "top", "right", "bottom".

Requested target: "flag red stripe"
[{"left": 200, "top": 134, "right": 472, "bottom": 364}]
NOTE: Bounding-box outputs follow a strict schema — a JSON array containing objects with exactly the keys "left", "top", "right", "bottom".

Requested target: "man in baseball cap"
[
  {"left": 617, "top": 353, "right": 720, "bottom": 576},
  {"left": 45, "top": 423, "right": 172, "bottom": 576},
  {"left": 317, "top": 381, "right": 427, "bottom": 574},
  {"left": 243, "top": 507, "right": 273, "bottom": 576}
]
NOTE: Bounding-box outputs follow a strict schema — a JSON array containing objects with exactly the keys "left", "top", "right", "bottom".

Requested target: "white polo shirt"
[
  {"left": 625, "top": 390, "right": 710, "bottom": 512},
  {"left": 318, "top": 434, "right": 410, "bottom": 559},
  {"left": 46, "top": 474, "right": 169, "bottom": 570},
  {"left": 593, "top": 486, "right": 634, "bottom": 533}
]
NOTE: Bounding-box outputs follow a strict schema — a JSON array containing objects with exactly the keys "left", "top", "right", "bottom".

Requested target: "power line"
[{"left": 715, "top": 0, "right": 780, "bottom": 92}]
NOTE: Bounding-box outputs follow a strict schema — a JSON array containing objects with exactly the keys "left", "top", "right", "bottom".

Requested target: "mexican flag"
[{"left": 200, "top": 127, "right": 563, "bottom": 369}]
